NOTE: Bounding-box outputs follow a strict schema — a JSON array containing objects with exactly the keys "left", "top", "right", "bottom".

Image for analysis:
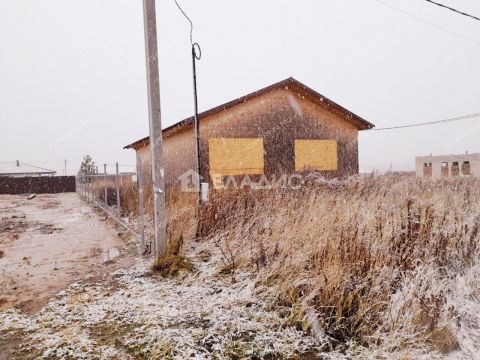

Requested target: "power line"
[
  {"left": 174, "top": 0, "right": 194, "bottom": 45},
  {"left": 374, "top": 113, "right": 480, "bottom": 131},
  {"left": 373, "top": 0, "right": 474, "bottom": 41},
  {"left": 424, "top": 0, "right": 480, "bottom": 22}
]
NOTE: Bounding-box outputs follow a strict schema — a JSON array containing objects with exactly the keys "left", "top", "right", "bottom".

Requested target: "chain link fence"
[{"left": 76, "top": 171, "right": 149, "bottom": 253}]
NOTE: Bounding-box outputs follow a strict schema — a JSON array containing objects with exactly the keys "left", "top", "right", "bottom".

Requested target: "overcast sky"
[{"left": 1, "top": 0, "right": 479, "bottom": 175}]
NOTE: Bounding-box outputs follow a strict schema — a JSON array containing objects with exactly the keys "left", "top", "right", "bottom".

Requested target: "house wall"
[
  {"left": 198, "top": 86, "right": 358, "bottom": 181},
  {"left": 135, "top": 145, "right": 152, "bottom": 184},
  {"left": 415, "top": 154, "right": 480, "bottom": 179},
  {"left": 134, "top": 85, "right": 359, "bottom": 189},
  {"left": 134, "top": 126, "right": 197, "bottom": 187}
]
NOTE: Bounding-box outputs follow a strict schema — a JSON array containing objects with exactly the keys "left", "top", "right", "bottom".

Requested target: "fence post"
[
  {"left": 104, "top": 184, "right": 108, "bottom": 206},
  {"left": 94, "top": 176, "right": 98, "bottom": 206},
  {"left": 95, "top": 176, "right": 98, "bottom": 205},
  {"left": 91, "top": 175, "right": 95, "bottom": 205},
  {"left": 136, "top": 153, "right": 146, "bottom": 253},
  {"left": 116, "top": 162, "right": 121, "bottom": 216},
  {"left": 89, "top": 175, "right": 91, "bottom": 204}
]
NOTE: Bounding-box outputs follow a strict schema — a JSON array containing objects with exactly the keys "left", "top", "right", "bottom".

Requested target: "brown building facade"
[{"left": 124, "top": 78, "right": 374, "bottom": 190}]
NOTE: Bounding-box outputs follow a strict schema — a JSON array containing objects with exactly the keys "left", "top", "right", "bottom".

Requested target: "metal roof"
[
  {"left": 0, "top": 161, "right": 56, "bottom": 176},
  {"left": 124, "top": 77, "right": 375, "bottom": 150}
]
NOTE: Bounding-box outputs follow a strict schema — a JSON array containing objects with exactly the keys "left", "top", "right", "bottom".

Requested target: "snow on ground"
[
  {"left": 0, "top": 242, "right": 329, "bottom": 359},
  {"left": 0, "top": 193, "right": 132, "bottom": 312}
]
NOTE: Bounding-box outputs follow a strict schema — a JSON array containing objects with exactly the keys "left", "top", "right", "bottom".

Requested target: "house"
[
  {"left": 124, "top": 77, "right": 374, "bottom": 190},
  {"left": 0, "top": 161, "right": 56, "bottom": 178},
  {"left": 416, "top": 153, "right": 480, "bottom": 179}
]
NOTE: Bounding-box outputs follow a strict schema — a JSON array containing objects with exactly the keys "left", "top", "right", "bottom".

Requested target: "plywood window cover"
[
  {"left": 294, "top": 140, "right": 338, "bottom": 172},
  {"left": 209, "top": 138, "right": 265, "bottom": 177}
]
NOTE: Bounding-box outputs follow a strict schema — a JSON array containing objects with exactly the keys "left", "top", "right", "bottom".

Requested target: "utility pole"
[
  {"left": 191, "top": 43, "right": 202, "bottom": 203},
  {"left": 64, "top": 159, "right": 67, "bottom": 176},
  {"left": 143, "top": 0, "right": 167, "bottom": 259},
  {"left": 173, "top": 0, "right": 202, "bottom": 202}
]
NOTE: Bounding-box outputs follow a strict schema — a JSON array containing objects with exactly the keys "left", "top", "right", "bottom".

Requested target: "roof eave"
[
  {"left": 287, "top": 78, "right": 374, "bottom": 130},
  {"left": 123, "top": 77, "right": 375, "bottom": 148}
]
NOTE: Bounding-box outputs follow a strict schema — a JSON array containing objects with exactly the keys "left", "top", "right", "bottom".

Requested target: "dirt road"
[{"left": 0, "top": 193, "right": 133, "bottom": 313}]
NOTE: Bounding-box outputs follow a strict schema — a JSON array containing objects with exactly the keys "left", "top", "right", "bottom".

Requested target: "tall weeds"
[
  {"left": 121, "top": 182, "right": 197, "bottom": 241},
  {"left": 118, "top": 173, "right": 480, "bottom": 353},
  {"left": 203, "top": 174, "right": 480, "bottom": 353}
]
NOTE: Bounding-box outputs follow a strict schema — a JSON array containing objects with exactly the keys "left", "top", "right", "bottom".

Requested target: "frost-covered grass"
[
  {"left": 0, "top": 243, "right": 326, "bottom": 359},
  {"left": 203, "top": 174, "right": 480, "bottom": 357},
  {"left": 3, "top": 174, "right": 480, "bottom": 359}
]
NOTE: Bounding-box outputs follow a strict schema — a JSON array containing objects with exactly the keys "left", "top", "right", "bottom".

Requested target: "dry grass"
[
  {"left": 115, "top": 173, "right": 480, "bottom": 354},
  {"left": 199, "top": 174, "right": 480, "bottom": 353},
  {"left": 121, "top": 183, "right": 197, "bottom": 241},
  {"left": 165, "top": 190, "right": 197, "bottom": 241},
  {"left": 153, "top": 235, "right": 195, "bottom": 276},
  {"left": 120, "top": 182, "right": 141, "bottom": 216}
]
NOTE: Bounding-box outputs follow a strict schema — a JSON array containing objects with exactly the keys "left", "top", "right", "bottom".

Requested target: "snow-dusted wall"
[{"left": 133, "top": 84, "right": 361, "bottom": 189}]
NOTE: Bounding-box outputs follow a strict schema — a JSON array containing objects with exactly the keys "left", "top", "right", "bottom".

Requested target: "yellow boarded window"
[
  {"left": 294, "top": 140, "right": 338, "bottom": 172},
  {"left": 209, "top": 138, "right": 264, "bottom": 181}
]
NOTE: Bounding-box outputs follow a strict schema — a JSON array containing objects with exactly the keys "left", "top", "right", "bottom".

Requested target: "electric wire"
[
  {"left": 174, "top": 0, "right": 194, "bottom": 45},
  {"left": 374, "top": 0, "right": 475, "bottom": 41},
  {"left": 2, "top": 111, "right": 480, "bottom": 168},
  {"left": 374, "top": 113, "right": 480, "bottom": 130},
  {"left": 424, "top": 0, "right": 480, "bottom": 22}
]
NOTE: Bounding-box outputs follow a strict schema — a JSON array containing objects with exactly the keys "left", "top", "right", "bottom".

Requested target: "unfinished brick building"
[
  {"left": 416, "top": 153, "right": 480, "bottom": 179},
  {"left": 124, "top": 77, "right": 374, "bottom": 190}
]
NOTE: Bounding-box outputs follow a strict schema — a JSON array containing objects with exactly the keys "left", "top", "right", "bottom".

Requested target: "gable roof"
[
  {"left": 0, "top": 161, "right": 56, "bottom": 176},
  {"left": 124, "top": 77, "right": 374, "bottom": 150}
]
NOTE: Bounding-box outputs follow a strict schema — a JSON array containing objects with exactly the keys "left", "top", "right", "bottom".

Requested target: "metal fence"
[
  {"left": 0, "top": 176, "right": 76, "bottom": 195},
  {"left": 76, "top": 171, "right": 148, "bottom": 253}
]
